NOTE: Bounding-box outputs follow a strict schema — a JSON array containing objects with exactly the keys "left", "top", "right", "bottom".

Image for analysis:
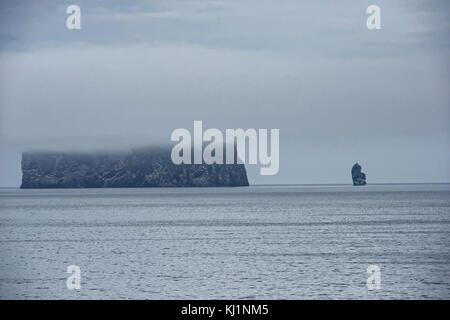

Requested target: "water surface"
[{"left": 0, "top": 184, "right": 449, "bottom": 299}]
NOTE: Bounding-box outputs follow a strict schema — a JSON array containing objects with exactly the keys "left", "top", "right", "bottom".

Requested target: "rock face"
[
  {"left": 351, "top": 163, "right": 367, "bottom": 186},
  {"left": 20, "top": 147, "right": 249, "bottom": 188}
]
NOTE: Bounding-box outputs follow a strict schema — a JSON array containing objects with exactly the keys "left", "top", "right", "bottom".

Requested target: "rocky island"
[
  {"left": 351, "top": 163, "right": 367, "bottom": 186},
  {"left": 20, "top": 147, "right": 249, "bottom": 188}
]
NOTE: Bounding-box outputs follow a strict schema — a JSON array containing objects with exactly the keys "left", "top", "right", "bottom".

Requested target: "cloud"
[
  {"left": 0, "top": 0, "right": 448, "bottom": 185},
  {"left": 1, "top": 0, "right": 449, "bottom": 55}
]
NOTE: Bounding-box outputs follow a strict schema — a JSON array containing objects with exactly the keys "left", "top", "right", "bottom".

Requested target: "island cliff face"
[
  {"left": 20, "top": 147, "right": 249, "bottom": 188},
  {"left": 351, "top": 163, "right": 366, "bottom": 186}
]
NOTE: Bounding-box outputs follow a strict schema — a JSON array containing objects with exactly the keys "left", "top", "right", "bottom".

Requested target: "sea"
[{"left": 0, "top": 184, "right": 449, "bottom": 299}]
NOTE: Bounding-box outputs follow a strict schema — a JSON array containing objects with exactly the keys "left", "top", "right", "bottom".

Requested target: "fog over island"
[{"left": 0, "top": 0, "right": 449, "bottom": 186}]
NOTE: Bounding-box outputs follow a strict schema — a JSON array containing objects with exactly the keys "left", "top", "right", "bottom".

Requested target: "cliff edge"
[{"left": 20, "top": 147, "right": 249, "bottom": 188}]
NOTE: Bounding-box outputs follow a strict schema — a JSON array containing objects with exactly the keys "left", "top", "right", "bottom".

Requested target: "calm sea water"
[{"left": 0, "top": 184, "right": 449, "bottom": 299}]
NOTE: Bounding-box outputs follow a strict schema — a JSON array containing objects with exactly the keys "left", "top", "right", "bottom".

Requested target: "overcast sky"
[{"left": 0, "top": 0, "right": 449, "bottom": 186}]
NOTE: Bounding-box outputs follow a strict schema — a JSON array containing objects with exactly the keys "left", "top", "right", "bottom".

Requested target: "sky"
[{"left": 0, "top": 0, "right": 449, "bottom": 186}]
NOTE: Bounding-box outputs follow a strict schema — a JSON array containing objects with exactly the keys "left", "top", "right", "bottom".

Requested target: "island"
[
  {"left": 20, "top": 147, "right": 249, "bottom": 188},
  {"left": 351, "top": 163, "right": 367, "bottom": 186}
]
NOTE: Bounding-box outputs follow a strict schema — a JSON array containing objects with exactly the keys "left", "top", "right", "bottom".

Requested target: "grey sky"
[{"left": 0, "top": 0, "right": 449, "bottom": 186}]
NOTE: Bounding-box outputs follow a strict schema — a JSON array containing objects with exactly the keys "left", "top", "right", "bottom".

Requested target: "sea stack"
[
  {"left": 351, "top": 163, "right": 366, "bottom": 186},
  {"left": 20, "top": 147, "right": 249, "bottom": 188}
]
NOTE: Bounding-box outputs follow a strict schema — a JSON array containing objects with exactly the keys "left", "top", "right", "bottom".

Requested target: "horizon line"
[{"left": 1, "top": 182, "right": 450, "bottom": 189}]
